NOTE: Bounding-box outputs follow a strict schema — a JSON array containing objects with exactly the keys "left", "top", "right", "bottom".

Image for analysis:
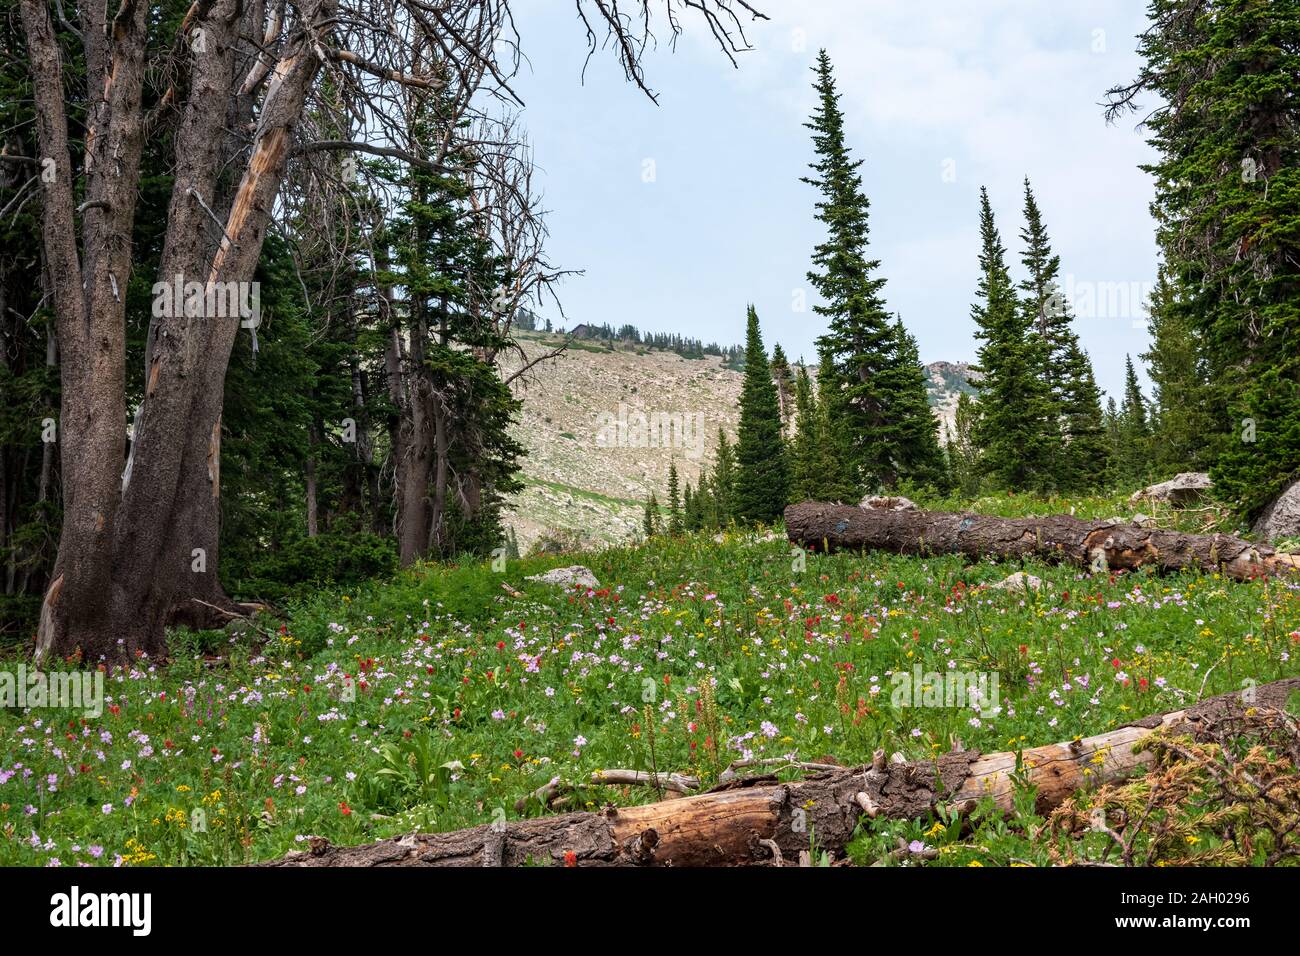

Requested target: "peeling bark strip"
[
  {"left": 259, "top": 678, "right": 1300, "bottom": 868},
  {"left": 784, "top": 502, "right": 1300, "bottom": 582}
]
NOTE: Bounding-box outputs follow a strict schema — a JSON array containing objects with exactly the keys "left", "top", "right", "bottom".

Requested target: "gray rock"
[
  {"left": 859, "top": 494, "right": 919, "bottom": 511},
  {"left": 992, "top": 571, "right": 1042, "bottom": 593},
  {"left": 526, "top": 565, "right": 601, "bottom": 589},
  {"left": 1252, "top": 478, "right": 1300, "bottom": 543},
  {"left": 1129, "top": 472, "right": 1213, "bottom": 507}
]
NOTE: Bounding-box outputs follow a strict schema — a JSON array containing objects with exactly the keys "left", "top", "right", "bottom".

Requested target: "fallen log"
[
  {"left": 784, "top": 501, "right": 1300, "bottom": 581},
  {"left": 258, "top": 677, "right": 1300, "bottom": 867}
]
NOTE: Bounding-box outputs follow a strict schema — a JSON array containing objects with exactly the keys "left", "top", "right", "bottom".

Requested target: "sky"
[{"left": 504, "top": 0, "right": 1161, "bottom": 399}]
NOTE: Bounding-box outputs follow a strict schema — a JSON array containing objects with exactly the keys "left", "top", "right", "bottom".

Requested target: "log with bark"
[
  {"left": 784, "top": 502, "right": 1300, "bottom": 581},
  {"left": 258, "top": 677, "right": 1300, "bottom": 868}
]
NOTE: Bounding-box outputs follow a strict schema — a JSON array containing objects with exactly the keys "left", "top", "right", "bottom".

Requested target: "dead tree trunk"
[
  {"left": 25, "top": 0, "right": 335, "bottom": 663},
  {"left": 784, "top": 502, "right": 1300, "bottom": 581},
  {"left": 259, "top": 677, "right": 1300, "bottom": 867}
]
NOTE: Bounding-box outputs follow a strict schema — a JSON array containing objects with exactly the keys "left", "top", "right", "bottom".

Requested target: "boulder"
[
  {"left": 1252, "top": 478, "right": 1300, "bottom": 543},
  {"left": 992, "top": 571, "right": 1043, "bottom": 593},
  {"left": 859, "top": 495, "right": 919, "bottom": 512},
  {"left": 1129, "top": 472, "right": 1212, "bottom": 507},
  {"left": 526, "top": 565, "right": 601, "bottom": 589}
]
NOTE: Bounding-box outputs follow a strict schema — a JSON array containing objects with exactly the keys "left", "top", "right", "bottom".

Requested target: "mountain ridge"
[{"left": 499, "top": 332, "right": 978, "bottom": 550}]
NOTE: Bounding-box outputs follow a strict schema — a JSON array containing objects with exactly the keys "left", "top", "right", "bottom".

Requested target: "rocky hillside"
[
  {"left": 499, "top": 333, "right": 977, "bottom": 550},
  {"left": 926, "top": 360, "right": 982, "bottom": 442}
]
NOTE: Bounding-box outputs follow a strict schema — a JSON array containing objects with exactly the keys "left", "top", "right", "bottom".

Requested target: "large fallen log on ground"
[
  {"left": 259, "top": 677, "right": 1300, "bottom": 867},
  {"left": 784, "top": 501, "right": 1300, "bottom": 581}
]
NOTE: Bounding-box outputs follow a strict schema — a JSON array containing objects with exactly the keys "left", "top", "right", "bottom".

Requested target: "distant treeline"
[{"left": 517, "top": 312, "right": 744, "bottom": 367}]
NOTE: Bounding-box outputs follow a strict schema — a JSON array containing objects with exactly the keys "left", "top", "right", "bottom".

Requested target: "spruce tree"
[
  {"left": 692, "top": 473, "right": 714, "bottom": 530},
  {"left": 877, "top": 318, "right": 948, "bottom": 490},
  {"left": 1103, "top": 397, "right": 1123, "bottom": 486},
  {"left": 1142, "top": 268, "right": 1214, "bottom": 472},
  {"left": 1115, "top": 355, "right": 1152, "bottom": 485},
  {"left": 1057, "top": 340, "right": 1110, "bottom": 490},
  {"left": 711, "top": 428, "right": 737, "bottom": 527},
  {"left": 643, "top": 492, "right": 660, "bottom": 538},
  {"left": 1106, "top": 0, "right": 1300, "bottom": 516},
  {"left": 1018, "top": 178, "right": 1071, "bottom": 401},
  {"left": 770, "top": 343, "right": 795, "bottom": 435},
  {"left": 945, "top": 392, "right": 982, "bottom": 496},
  {"left": 734, "top": 306, "right": 790, "bottom": 523},
  {"left": 969, "top": 187, "right": 1059, "bottom": 492},
  {"left": 802, "top": 49, "right": 898, "bottom": 491},
  {"left": 802, "top": 349, "right": 859, "bottom": 502},
  {"left": 790, "top": 365, "right": 820, "bottom": 501},
  {"left": 1018, "top": 178, "right": 1107, "bottom": 490},
  {"left": 667, "top": 461, "right": 683, "bottom": 534}
]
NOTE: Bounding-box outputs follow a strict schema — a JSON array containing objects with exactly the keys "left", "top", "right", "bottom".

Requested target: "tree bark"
[
  {"left": 24, "top": 0, "right": 145, "bottom": 659},
  {"left": 259, "top": 677, "right": 1300, "bottom": 867},
  {"left": 784, "top": 501, "right": 1300, "bottom": 582},
  {"left": 28, "top": 0, "right": 336, "bottom": 662}
]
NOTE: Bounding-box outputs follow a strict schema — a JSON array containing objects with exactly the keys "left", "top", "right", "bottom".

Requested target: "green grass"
[
  {"left": 521, "top": 477, "right": 645, "bottom": 508},
  {"left": 2, "top": 493, "right": 1298, "bottom": 866}
]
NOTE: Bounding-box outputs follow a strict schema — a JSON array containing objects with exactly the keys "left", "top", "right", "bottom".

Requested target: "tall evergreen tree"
[
  {"left": 801, "top": 349, "right": 859, "bottom": 502},
  {"left": 711, "top": 428, "right": 738, "bottom": 527},
  {"left": 1106, "top": 0, "right": 1300, "bottom": 516},
  {"left": 1115, "top": 355, "right": 1152, "bottom": 484},
  {"left": 1142, "top": 267, "right": 1214, "bottom": 472},
  {"left": 969, "top": 187, "right": 1059, "bottom": 491},
  {"left": 734, "top": 306, "right": 790, "bottom": 523},
  {"left": 945, "top": 392, "right": 983, "bottom": 496},
  {"left": 790, "top": 365, "right": 820, "bottom": 501},
  {"left": 1017, "top": 178, "right": 1107, "bottom": 490},
  {"left": 1017, "top": 178, "right": 1070, "bottom": 401},
  {"left": 643, "top": 491, "right": 661, "bottom": 539},
  {"left": 770, "top": 343, "right": 795, "bottom": 435},
  {"left": 1057, "top": 340, "right": 1110, "bottom": 490},
  {"left": 1104, "top": 396, "right": 1124, "bottom": 486},
  {"left": 803, "top": 50, "right": 902, "bottom": 491},
  {"left": 667, "top": 461, "right": 683, "bottom": 535},
  {"left": 877, "top": 318, "right": 948, "bottom": 490}
]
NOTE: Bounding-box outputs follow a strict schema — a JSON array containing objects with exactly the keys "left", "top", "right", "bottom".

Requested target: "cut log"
[
  {"left": 258, "top": 677, "right": 1300, "bottom": 867},
  {"left": 784, "top": 501, "right": 1300, "bottom": 582}
]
